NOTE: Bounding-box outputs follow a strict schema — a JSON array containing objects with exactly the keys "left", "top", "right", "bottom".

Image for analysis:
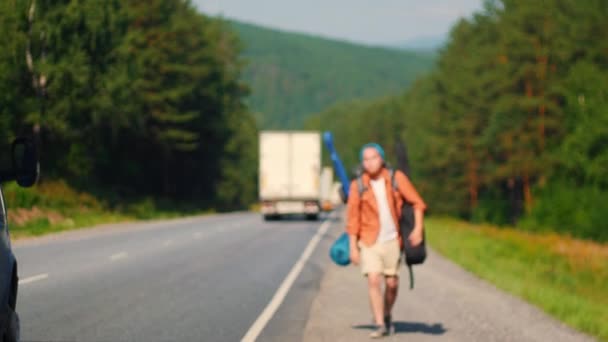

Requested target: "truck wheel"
[
  {"left": 306, "top": 214, "right": 319, "bottom": 221},
  {"left": 3, "top": 306, "right": 19, "bottom": 342}
]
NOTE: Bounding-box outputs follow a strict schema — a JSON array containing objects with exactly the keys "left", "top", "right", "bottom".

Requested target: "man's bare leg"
[
  {"left": 384, "top": 276, "right": 399, "bottom": 316},
  {"left": 367, "top": 273, "right": 384, "bottom": 326}
]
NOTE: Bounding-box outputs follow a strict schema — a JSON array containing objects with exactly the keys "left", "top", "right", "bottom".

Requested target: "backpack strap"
[
  {"left": 408, "top": 264, "right": 415, "bottom": 290},
  {"left": 354, "top": 165, "right": 368, "bottom": 196},
  {"left": 389, "top": 168, "right": 398, "bottom": 191},
  {"left": 356, "top": 175, "right": 367, "bottom": 196}
]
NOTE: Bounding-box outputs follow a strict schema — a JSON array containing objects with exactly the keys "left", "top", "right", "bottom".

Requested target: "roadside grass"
[
  {"left": 3, "top": 180, "right": 214, "bottom": 239},
  {"left": 426, "top": 217, "right": 608, "bottom": 341},
  {"left": 249, "top": 202, "right": 261, "bottom": 212}
]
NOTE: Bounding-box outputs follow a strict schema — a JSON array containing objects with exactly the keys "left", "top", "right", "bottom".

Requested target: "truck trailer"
[{"left": 258, "top": 131, "right": 321, "bottom": 220}]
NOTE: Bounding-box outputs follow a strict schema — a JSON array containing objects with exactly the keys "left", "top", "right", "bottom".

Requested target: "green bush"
[
  {"left": 2, "top": 180, "right": 102, "bottom": 211},
  {"left": 520, "top": 181, "right": 608, "bottom": 242},
  {"left": 2, "top": 182, "right": 44, "bottom": 208},
  {"left": 126, "top": 198, "right": 157, "bottom": 220},
  {"left": 471, "top": 189, "right": 512, "bottom": 226}
]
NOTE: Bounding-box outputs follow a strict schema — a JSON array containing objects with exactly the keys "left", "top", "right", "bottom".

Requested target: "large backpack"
[{"left": 356, "top": 168, "right": 426, "bottom": 289}]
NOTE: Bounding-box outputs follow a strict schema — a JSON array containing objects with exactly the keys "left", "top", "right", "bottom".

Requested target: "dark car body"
[
  {"left": 0, "top": 138, "right": 39, "bottom": 342},
  {"left": 0, "top": 186, "right": 18, "bottom": 339}
]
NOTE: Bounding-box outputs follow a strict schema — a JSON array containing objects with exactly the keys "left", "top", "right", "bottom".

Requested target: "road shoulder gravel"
[{"left": 303, "top": 239, "right": 596, "bottom": 341}]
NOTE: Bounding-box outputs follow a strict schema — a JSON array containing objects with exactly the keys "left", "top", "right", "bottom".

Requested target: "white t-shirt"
[{"left": 370, "top": 178, "right": 398, "bottom": 243}]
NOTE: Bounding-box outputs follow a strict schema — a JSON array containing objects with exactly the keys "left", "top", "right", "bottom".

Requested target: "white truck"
[
  {"left": 319, "top": 166, "right": 334, "bottom": 212},
  {"left": 259, "top": 131, "right": 321, "bottom": 220},
  {"left": 330, "top": 181, "right": 343, "bottom": 207}
]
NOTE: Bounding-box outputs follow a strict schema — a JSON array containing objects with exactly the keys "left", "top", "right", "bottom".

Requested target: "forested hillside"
[
  {"left": 307, "top": 0, "right": 608, "bottom": 242},
  {"left": 230, "top": 20, "right": 435, "bottom": 129},
  {"left": 0, "top": 0, "right": 257, "bottom": 210}
]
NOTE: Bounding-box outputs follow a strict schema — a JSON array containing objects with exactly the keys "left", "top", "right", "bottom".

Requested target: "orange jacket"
[{"left": 346, "top": 168, "right": 427, "bottom": 247}]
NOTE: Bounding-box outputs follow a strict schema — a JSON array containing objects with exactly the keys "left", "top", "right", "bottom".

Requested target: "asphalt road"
[
  {"left": 14, "top": 212, "right": 336, "bottom": 342},
  {"left": 13, "top": 211, "right": 595, "bottom": 342}
]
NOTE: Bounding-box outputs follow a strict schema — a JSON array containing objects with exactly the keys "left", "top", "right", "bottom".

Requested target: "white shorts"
[{"left": 358, "top": 239, "right": 401, "bottom": 277}]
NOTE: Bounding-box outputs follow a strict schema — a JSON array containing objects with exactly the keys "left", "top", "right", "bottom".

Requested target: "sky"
[{"left": 194, "top": 0, "right": 483, "bottom": 46}]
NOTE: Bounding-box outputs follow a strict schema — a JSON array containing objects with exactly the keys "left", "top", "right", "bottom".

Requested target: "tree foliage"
[
  {"left": 307, "top": 0, "right": 608, "bottom": 241},
  {"left": 0, "top": 0, "right": 257, "bottom": 210}
]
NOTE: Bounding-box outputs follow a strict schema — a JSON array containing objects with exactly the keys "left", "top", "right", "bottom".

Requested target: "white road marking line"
[
  {"left": 241, "top": 216, "right": 334, "bottom": 342},
  {"left": 163, "top": 239, "right": 174, "bottom": 247},
  {"left": 110, "top": 252, "right": 128, "bottom": 261},
  {"left": 19, "top": 273, "right": 49, "bottom": 285}
]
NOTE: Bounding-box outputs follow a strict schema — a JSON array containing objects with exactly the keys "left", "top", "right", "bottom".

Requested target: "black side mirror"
[{"left": 11, "top": 138, "right": 39, "bottom": 188}]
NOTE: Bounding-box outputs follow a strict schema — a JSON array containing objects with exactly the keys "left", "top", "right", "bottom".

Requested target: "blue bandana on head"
[{"left": 360, "top": 143, "right": 385, "bottom": 162}]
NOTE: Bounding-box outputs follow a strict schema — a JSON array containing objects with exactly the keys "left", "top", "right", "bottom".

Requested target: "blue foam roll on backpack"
[
  {"left": 322, "top": 131, "right": 353, "bottom": 267},
  {"left": 323, "top": 132, "right": 350, "bottom": 203},
  {"left": 329, "top": 232, "right": 350, "bottom": 266}
]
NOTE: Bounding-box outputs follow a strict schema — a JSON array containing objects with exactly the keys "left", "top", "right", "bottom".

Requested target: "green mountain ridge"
[{"left": 228, "top": 20, "right": 436, "bottom": 129}]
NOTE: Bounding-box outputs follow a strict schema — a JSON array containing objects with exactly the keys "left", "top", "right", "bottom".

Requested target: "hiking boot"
[{"left": 369, "top": 325, "right": 388, "bottom": 339}]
